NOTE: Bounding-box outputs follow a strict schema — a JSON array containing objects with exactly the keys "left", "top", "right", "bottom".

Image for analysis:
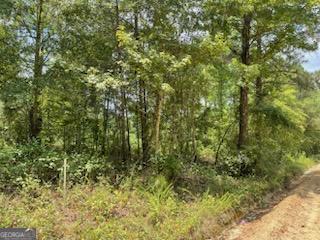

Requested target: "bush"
[
  {"left": 216, "top": 152, "right": 254, "bottom": 177},
  {"left": 0, "top": 145, "right": 24, "bottom": 191},
  {"left": 0, "top": 152, "right": 315, "bottom": 239},
  {"left": 150, "top": 154, "right": 182, "bottom": 179},
  {"left": 0, "top": 144, "right": 114, "bottom": 191},
  {"left": 145, "top": 175, "right": 176, "bottom": 224},
  {"left": 66, "top": 154, "right": 112, "bottom": 184}
]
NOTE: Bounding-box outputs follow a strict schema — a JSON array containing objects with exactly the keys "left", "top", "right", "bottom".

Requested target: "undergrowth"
[{"left": 0, "top": 153, "right": 316, "bottom": 240}]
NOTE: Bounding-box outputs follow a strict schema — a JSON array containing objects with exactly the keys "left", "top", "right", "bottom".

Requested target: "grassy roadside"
[{"left": 0, "top": 154, "right": 316, "bottom": 240}]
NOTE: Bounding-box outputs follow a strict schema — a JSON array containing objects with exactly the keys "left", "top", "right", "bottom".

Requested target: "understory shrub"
[
  {"left": 0, "top": 150, "right": 316, "bottom": 239},
  {"left": 150, "top": 153, "right": 183, "bottom": 179},
  {"left": 216, "top": 152, "right": 254, "bottom": 177},
  {"left": 0, "top": 144, "right": 113, "bottom": 191}
]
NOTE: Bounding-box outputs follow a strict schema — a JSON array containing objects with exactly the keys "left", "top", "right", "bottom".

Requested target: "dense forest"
[{"left": 1, "top": 0, "right": 320, "bottom": 239}]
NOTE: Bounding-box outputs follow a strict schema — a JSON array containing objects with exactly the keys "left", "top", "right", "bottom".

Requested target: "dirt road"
[{"left": 221, "top": 164, "right": 320, "bottom": 240}]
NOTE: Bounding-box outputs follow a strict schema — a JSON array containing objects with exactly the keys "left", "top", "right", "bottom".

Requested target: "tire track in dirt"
[{"left": 220, "top": 164, "right": 320, "bottom": 240}]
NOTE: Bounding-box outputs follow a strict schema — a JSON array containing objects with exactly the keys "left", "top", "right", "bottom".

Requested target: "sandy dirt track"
[{"left": 221, "top": 164, "right": 320, "bottom": 240}]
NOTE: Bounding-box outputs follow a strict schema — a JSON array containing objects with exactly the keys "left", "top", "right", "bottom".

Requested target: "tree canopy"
[{"left": 0, "top": 0, "right": 320, "bottom": 176}]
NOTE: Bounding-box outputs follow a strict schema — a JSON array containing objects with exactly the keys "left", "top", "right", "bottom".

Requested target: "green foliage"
[
  {"left": 0, "top": 144, "right": 114, "bottom": 191},
  {"left": 145, "top": 176, "right": 176, "bottom": 224},
  {"left": 216, "top": 152, "right": 254, "bottom": 177},
  {"left": 0, "top": 0, "right": 320, "bottom": 238},
  {"left": 1, "top": 0, "right": 319, "bottom": 171},
  {"left": 150, "top": 154, "right": 183, "bottom": 179},
  {"left": 256, "top": 104, "right": 297, "bottom": 128},
  {"left": 0, "top": 153, "right": 314, "bottom": 239}
]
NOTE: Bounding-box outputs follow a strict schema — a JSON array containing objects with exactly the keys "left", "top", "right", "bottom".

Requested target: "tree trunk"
[
  {"left": 134, "top": 10, "right": 149, "bottom": 164},
  {"left": 237, "top": 14, "right": 252, "bottom": 150},
  {"left": 255, "top": 36, "right": 263, "bottom": 106},
  {"left": 191, "top": 97, "right": 197, "bottom": 160},
  {"left": 254, "top": 36, "right": 263, "bottom": 161},
  {"left": 124, "top": 92, "right": 131, "bottom": 161},
  {"left": 91, "top": 87, "right": 99, "bottom": 152},
  {"left": 101, "top": 93, "right": 110, "bottom": 155},
  {"left": 29, "top": 0, "right": 44, "bottom": 140},
  {"left": 218, "top": 74, "right": 224, "bottom": 140},
  {"left": 120, "top": 90, "right": 128, "bottom": 163},
  {"left": 238, "top": 85, "right": 249, "bottom": 149},
  {"left": 153, "top": 91, "right": 164, "bottom": 154},
  {"left": 115, "top": 0, "right": 128, "bottom": 164}
]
